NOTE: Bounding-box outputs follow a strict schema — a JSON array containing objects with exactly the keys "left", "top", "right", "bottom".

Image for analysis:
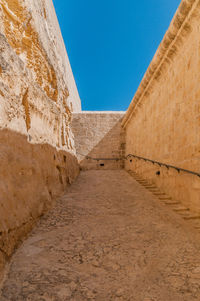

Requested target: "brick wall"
[
  {"left": 72, "top": 112, "right": 125, "bottom": 170},
  {"left": 123, "top": 0, "right": 200, "bottom": 213}
]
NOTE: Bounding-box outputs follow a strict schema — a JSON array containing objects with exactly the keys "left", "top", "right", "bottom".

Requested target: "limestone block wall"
[
  {"left": 72, "top": 112, "right": 125, "bottom": 170},
  {"left": 0, "top": 0, "right": 81, "bottom": 278},
  {"left": 122, "top": 0, "right": 200, "bottom": 213}
]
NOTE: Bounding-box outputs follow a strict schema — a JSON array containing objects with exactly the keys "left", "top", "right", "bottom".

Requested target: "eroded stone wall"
[
  {"left": 0, "top": 0, "right": 81, "bottom": 278},
  {"left": 123, "top": 0, "right": 200, "bottom": 213},
  {"left": 72, "top": 112, "right": 125, "bottom": 170}
]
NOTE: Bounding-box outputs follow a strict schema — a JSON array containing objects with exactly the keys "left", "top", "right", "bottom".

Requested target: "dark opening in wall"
[
  {"left": 56, "top": 165, "right": 63, "bottom": 184},
  {"left": 156, "top": 171, "right": 160, "bottom": 176},
  {"left": 100, "top": 163, "right": 105, "bottom": 167},
  {"left": 63, "top": 155, "right": 66, "bottom": 163}
]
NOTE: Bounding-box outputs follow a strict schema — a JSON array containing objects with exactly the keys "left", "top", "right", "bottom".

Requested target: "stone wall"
[
  {"left": 72, "top": 112, "right": 125, "bottom": 170},
  {"left": 0, "top": 0, "right": 81, "bottom": 278},
  {"left": 123, "top": 0, "right": 200, "bottom": 213}
]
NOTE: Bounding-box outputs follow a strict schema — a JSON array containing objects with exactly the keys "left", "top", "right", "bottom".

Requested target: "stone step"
[
  {"left": 173, "top": 207, "right": 189, "bottom": 212},
  {"left": 159, "top": 196, "right": 172, "bottom": 201},
  {"left": 153, "top": 192, "right": 166, "bottom": 196},
  {"left": 142, "top": 185, "right": 157, "bottom": 188},
  {"left": 164, "top": 201, "right": 180, "bottom": 205},
  {"left": 183, "top": 215, "right": 200, "bottom": 220}
]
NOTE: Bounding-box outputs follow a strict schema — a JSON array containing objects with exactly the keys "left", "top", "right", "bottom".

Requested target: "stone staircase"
[{"left": 128, "top": 170, "right": 200, "bottom": 232}]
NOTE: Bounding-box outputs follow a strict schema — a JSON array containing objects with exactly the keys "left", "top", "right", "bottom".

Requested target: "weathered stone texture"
[
  {"left": 123, "top": 0, "right": 200, "bottom": 213},
  {"left": 0, "top": 0, "right": 80, "bottom": 278},
  {"left": 2, "top": 170, "right": 200, "bottom": 300},
  {"left": 71, "top": 112, "right": 125, "bottom": 170}
]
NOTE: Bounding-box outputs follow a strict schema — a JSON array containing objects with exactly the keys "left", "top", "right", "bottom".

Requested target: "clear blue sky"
[{"left": 53, "top": 0, "right": 181, "bottom": 111}]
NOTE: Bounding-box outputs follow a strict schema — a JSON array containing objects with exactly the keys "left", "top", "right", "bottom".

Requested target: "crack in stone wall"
[{"left": 21, "top": 88, "right": 31, "bottom": 131}]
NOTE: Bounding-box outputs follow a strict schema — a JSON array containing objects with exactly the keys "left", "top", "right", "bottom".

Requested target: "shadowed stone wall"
[
  {"left": 72, "top": 112, "right": 125, "bottom": 170},
  {"left": 123, "top": 0, "right": 200, "bottom": 213},
  {"left": 0, "top": 0, "right": 81, "bottom": 278}
]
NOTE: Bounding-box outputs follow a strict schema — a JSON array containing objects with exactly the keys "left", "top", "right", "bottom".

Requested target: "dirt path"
[{"left": 1, "top": 170, "right": 200, "bottom": 301}]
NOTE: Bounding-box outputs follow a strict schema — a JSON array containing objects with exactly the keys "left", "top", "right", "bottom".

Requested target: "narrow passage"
[{"left": 1, "top": 170, "right": 200, "bottom": 301}]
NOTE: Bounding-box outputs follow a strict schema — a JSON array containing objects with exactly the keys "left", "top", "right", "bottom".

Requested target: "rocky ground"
[{"left": 1, "top": 170, "right": 200, "bottom": 301}]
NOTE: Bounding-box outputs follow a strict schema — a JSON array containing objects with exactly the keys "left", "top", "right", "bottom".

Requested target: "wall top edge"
[
  {"left": 122, "top": 0, "right": 198, "bottom": 129},
  {"left": 73, "top": 111, "right": 126, "bottom": 114}
]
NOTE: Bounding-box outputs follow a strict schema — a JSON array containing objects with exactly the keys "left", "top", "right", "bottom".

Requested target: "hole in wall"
[
  {"left": 63, "top": 155, "right": 66, "bottom": 163},
  {"left": 130, "top": 159, "right": 132, "bottom": 163},
  {"left": 156, "top": 171, "right": 160, "bottom": 176},
  {"left": 100, "top": 163, "right": 105, "bottom": 167}
]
